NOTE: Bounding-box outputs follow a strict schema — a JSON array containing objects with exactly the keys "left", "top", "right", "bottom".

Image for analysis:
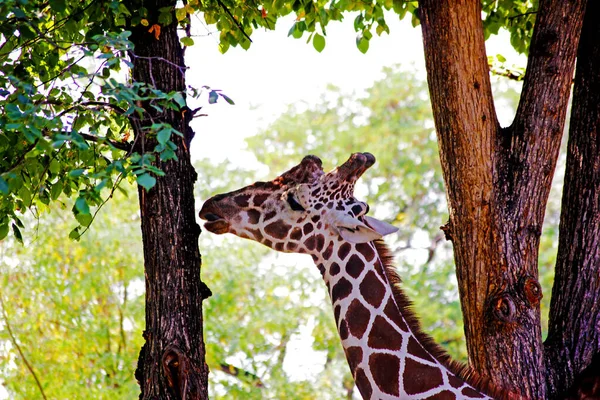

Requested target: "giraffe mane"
[{"left": 373, "top": 239, "right": 517, "bottom": 400}]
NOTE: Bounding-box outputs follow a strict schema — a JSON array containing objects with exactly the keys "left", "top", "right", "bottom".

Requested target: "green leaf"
[
  {"left": 208, "top": 90, "right": 219, "bottom": 104},
  {"left": 50, "top": 181, "right": 63, "bottom": 200},
  {"left": 75, "top": 197, "right": 90, "bottom": 215},
  {"left": 175, "top": 7, "right": 186, "bottom": 21},
  {"left": 0, "top": 223, "right": 9, "bottom": 240},
  {"left": 69, "top": 227, "right": 81, "bottom": 241},
  {"left": 219, "top": 93, "right": 235, "bottom": 105},
  {"left": 356, "top": 36, "right": 369, "bottom": 54},
  {"left": 180, "top": 36, "right": 194, "bottom": 46},
  {"left": 12, "top": 223, "right": 23, "bottom": 243},
  {"left": 313, "top": 33, "right": 325, "bottom": 52},
  {"left": 0, "top": 177, "right": 8, "bottom": 195},
  {"left": 157, "top": 128, "right": 171, "bottom": 145},
  {"left": 136, "top": 173, "right": 156, "bottom": 191}
]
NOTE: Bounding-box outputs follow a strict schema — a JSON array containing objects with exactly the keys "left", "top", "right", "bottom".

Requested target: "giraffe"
[{"left": 199, "top": 152, "right": 513, "bottom": 400}]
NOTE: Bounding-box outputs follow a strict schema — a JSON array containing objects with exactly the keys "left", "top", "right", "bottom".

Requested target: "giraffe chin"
[{"left": 203, "top": 220, "right": 230, "bottom": 234}]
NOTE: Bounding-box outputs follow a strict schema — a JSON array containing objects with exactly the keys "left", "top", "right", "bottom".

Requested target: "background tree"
[{"left": 2, "top": 0, "right": 598, "bottom": 399}]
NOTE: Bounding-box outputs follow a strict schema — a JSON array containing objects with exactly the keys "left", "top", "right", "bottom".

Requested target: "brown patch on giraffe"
[
  {"left": 331, "top": 277, "right": 352, "bottom": 303},
  {"left": 383, "top": 297, "right": 408, "bottom": 331},
  {"left": 264, "top": 220, "right": 292, "bottom": 240},
  {"left": 345, "top": 346, "right": 363, "bottom": 372},
  {"left": 315, "top": 203, "right": 323, "bottom": 210},
  {"left": 290, "top": 227, "right": 302, "bottom": 241},
  {"left": 330, "top": 262, "right": 340, "bottom": 276},
  {"left": 367, "top": 315, "right": 403, "bottom": 350},
  {"left": 346, "top": 254, "right": 365, "bottom": 278},
  {"left": 323, "top": 241, "right": 334, "bottom": 260},
  {"left": 339, "top": 320, "right": 349, "bottom": 340},
  {"left": 316, "top": 234, "right": 325, "bottom": 252},
  {"left": 253, "top": 193, "right": 269, "bottom": 206},
  {"left": 247, "top": 209, "right": 261, "bottom": 224},
  {"left": 359, "top": 270, "right": 385, "bottom": 308},
  {"left": 286, "top": 242, "right": 298, "bottom": 252},
  {"left": 369, "top": 353, "right": 400, "bottom": 396},
  {"left": 263, "top": 239, "right": 272, "bottom": 247},
  {"left": 462, "top": 386, "right": 486, "bottom": 398},
  {"left": 264, "top": 210, "right": 277, "bottom": 221},
  {"left": 403, "top": 358, "right": 444, "bottom": 395},
  {"left": 303, "top": 223, "right": 314, "bottom": 235},
  {"left": 234, "top": 195, "right": 250, "bottom": 207},
  {"left": 311, "top": 215, "right": 319, "bottom": 223},
  {"left": 354, "top": 368, "right": 373, "bottom": 399},
  {"left": 431, "top": 391, "right": 457, "bottom": 399},
  {"left": 347, "top": 299, "right": 371, "bottom": 339},
  {"left": 311, "top": 188, "right": 320, "bottom": 196},
  {"left": 373, "top": 259, "right": 387, "bottom": 281},
  {"left": 448, "top": 373, "right": 464, "bottom": 388},
  {"left": 338, "top": 243, "right": 351, "bottom": 260},
  {"left": 355, "top": 243, "right": 375, "bottom": 262},
  {"left": 247, "top": 228, "right": 262, "bottom": 241},
  {"left": 407, "top": 336, "right": 435, "bottom": 363},
  {"left": 305, "top": 235, "right": 317, "bottom": 251},
  {"left": 274, "top": 242, "right": 285, "bottom": 252},
  {"left": 317, "top": 263, "right": 325, "bottom": 276},
  {"left": 334, "top": 305, "right": 341, "bottom": 323},
  {"left": 351, "top": 204, "right": 363, "bottom": 216}
]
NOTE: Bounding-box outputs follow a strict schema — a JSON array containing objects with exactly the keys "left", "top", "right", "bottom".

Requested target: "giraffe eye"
[{"left": 286, "top": 192, "right": 305, "bottom": 212}]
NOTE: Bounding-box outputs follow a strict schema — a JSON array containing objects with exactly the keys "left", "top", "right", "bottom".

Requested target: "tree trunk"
[
  {"left": 126, "top": 1, "right": 211, "bottom": 399},
  {"left": 545, "top": 1, "right": 600, "bottom": 398},
  {"left": 418, "top": 0, "right": 586, "bottom": 397}
]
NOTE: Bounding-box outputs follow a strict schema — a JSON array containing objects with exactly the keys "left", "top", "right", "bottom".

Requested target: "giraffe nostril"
[{"left": 203, "top": 213, "right": 223, "bottom": 222}]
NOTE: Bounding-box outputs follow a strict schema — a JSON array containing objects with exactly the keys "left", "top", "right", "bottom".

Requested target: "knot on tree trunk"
[{"left": 162, "top": 344, "right": 204, "bottom": 400}]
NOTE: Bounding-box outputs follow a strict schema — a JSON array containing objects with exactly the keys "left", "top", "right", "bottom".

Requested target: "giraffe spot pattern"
[
  {"left": 448, "top": 374, "right": 464, "bottom": 388},
  {"left": 247, "top": 209, "right": 260, "bottom": 224},
  {"left": 264, "top": 220, "right": 292, "bottom": 240},
  {"left": 290, "top": 227, "right": 302, "bottom": 241},
  {"left": 367, "top": 316, "right": 403, "bottom": 350},
  {"left": 234, "top": 195, "right": 250, "bottom": 207},
  {"left": 403, "top": 358, "right": 444, "bottom": 395},
  {"left": 316, "top": 234, "right": 325, "bottom": 252},
  {"left": 354, "top": 368, "right": 373, "bottom": 399},
  {"left": 384, "top": 297, "right": 409, "bottom": 331},
  {"left": 369, "top": 353, "right": 400, "bottom": 396},
  {"left": 303, "top": 223, "right": 314, "bottom": 235},
  {"left": 338, "top": 243, "right": 351, "bottom": 260},
  {"left": 346, "top": 254, "right": 365, "bottom": 278},
  {"left": 252, "top": 193, "right": 269, "bottom": 206},
  {"left": 332, "top": 277, "right": 352, "bottom": 303},
  {"left": 345, "top": 346, "right": 363, "bottom": 372},
  {"left": 359, "top": 270, "right": 385, "bottom": 308},
  {"left": 323, "top": 241, "right": 334, "bottom": 260},
  {"left": 407, "top": 336, "right": 435, "bottom": 363},
  {"left": 355, "top": 243, "right": 375, "bottom": 262},
  {"left": 432, "top": 391, "right": 458, "bottom": 399},
  {"left": 347, "top": 299, "right": 371, "bottom": 339},
  {"left": 330, "top": 262, "right": 340, "bottom": 276},
  {"left": 339, "top": 320, "right": 349, "bottom": 340},
  {"left": 264, "top": 210, "right": 277, "bottom": 221},
  {"left": 462, "top": 386, "right": 487, "bottom": 398},
  {"left": 305, "top": 235, "right": 317, "bottom": 251},
  {"left": 334, "top": 305, "right": 341, "bottom": 323}
]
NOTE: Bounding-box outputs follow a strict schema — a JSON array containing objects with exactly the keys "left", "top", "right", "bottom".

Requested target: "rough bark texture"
[
  {"left": 419, "top": 0, "right": 586, "bottom": 398},
  {"left": 126, "top": 1, "right": 210, "bottom": 399},
  {"left": 545, "top": 1, "right": 600, "bottom": 398}
]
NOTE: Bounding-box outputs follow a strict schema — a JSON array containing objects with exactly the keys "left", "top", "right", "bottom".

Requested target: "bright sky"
[
  {"left": 187, "top": 14, "right": 426, "bottom": 165},
  {"left": 187, "top": 13, "right": 522, "bottom": 167}
]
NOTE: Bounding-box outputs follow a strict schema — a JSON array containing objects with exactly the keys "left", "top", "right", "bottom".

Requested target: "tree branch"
[
  {"left": 545, "top": 2, "right": 600, "bottom": 397},
  {"left": 0, "top": 293, "right": 48, "bottom": 400},
  {"left": 218, "top": 363, "right": 264, "bottom": 388},
  {"left": 216, "top": 0, "right": 253, "bottom": 44}
]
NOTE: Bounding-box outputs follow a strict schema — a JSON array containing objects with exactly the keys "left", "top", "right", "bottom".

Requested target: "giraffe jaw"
[{"left": 199, "top": 211, "right": 230, "bottom": 234}]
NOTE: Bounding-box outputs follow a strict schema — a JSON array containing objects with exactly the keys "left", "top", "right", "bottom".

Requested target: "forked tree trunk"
[
  {"left": 419, "top": 0, "right": 587, "bottom": 398},
  {"left": 126, "top": 1, "right": 210, "bottom": 398},
  {"left": 545, "top": 2, "right": 600, "bottom": 398}
]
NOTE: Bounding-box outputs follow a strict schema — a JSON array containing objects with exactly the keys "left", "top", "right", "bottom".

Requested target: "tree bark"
[
  {"left": 126, "top": 1, "right": 210, "bottom": 399},
  {"left": 545, "top": 2, "right": 600, "bottom": 398},
  {"left": 419, "top": 0, "right": 586, "bottom": 397}
]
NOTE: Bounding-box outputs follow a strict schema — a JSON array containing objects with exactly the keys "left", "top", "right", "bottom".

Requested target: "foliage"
[{"left": 0, "top": 185, "right": 144, "bottom": 399}]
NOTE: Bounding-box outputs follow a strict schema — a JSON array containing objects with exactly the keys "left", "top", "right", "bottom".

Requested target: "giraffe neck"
[{"left": 312, "top": 239, "right": 495, "bottom": 400}]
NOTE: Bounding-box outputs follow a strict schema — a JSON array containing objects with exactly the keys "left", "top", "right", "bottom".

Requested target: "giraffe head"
[{"left": 199, "top": 153, "right": 397, "bottom": 255}]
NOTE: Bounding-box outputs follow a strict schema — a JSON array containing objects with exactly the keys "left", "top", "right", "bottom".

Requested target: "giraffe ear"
[
  {"left": 364, "top": 216, "right": 399, "bottom": 236},
  {"left": 332, "top": 212, "right": 384, "bottom": 243}
]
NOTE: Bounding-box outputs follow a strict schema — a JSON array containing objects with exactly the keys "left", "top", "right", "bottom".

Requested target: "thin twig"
[
  {"left": 0, "top": 293, "right": 48, "bottom": 400},
  {"left": 216, "top": 0, "right": 253, "bottom": 44}
]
